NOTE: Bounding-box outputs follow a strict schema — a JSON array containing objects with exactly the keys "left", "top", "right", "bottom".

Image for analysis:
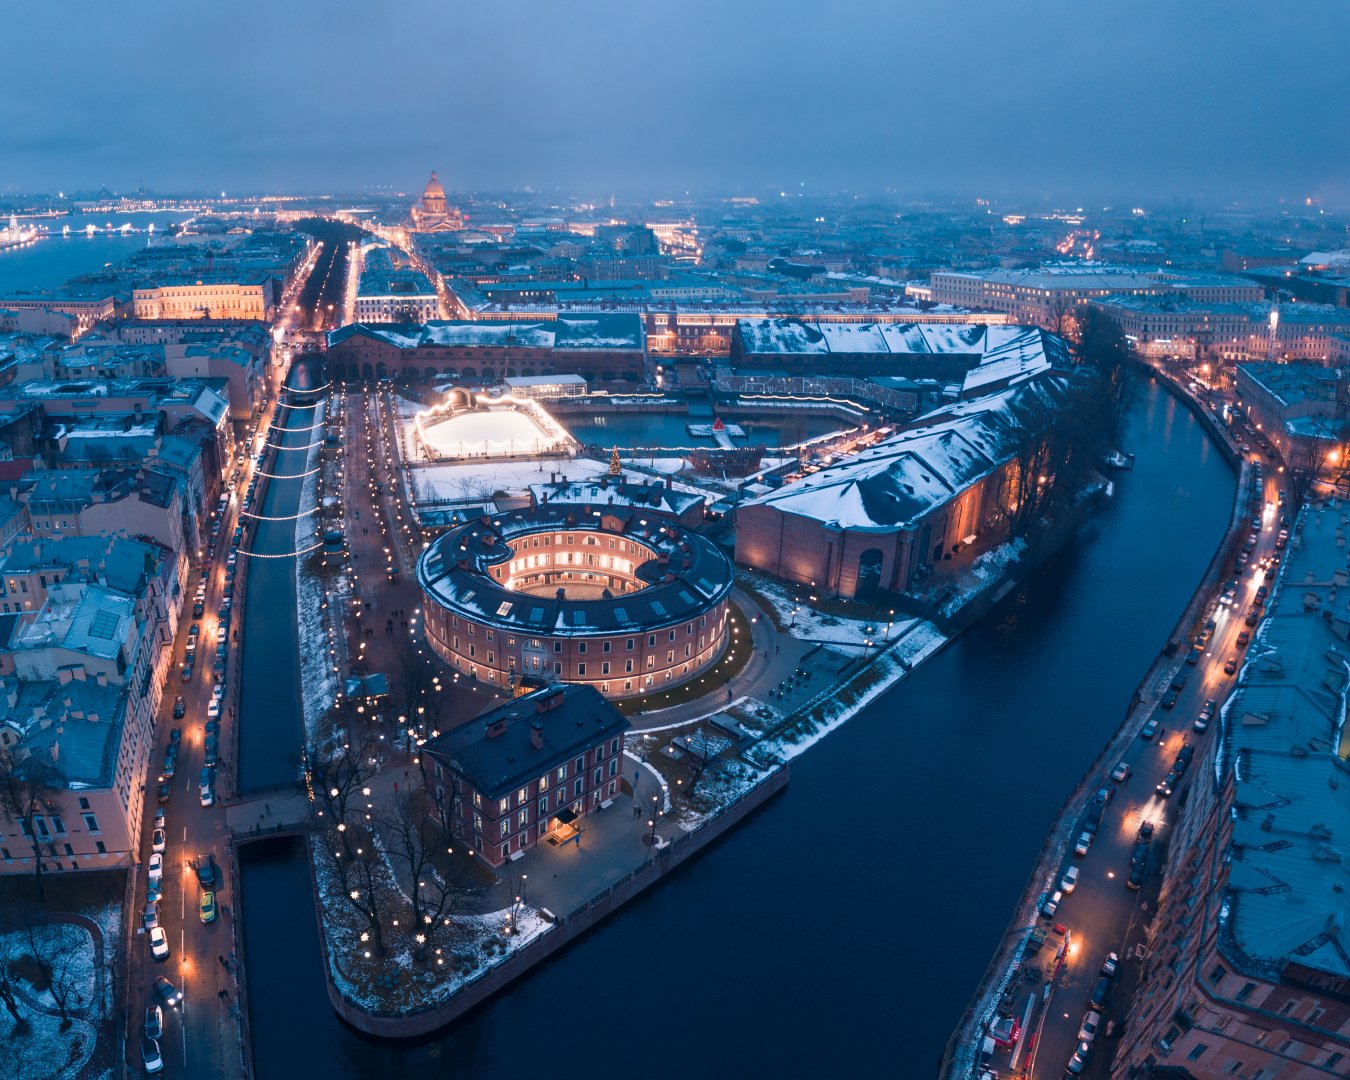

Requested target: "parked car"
[
  {"left": 149, "top": 926, "right": 170, "bottom": 962},
  {"left": 1074, "top": 831, "right": 1093, "bottom": 857},
  {"left": 1061, "top": 865, "right": 1080, "bottom": 893},
  {"left": 1237, "top": 629, "right": 1251, "bottom": 647},
  {"left": 199, "top": 768, "right": 215, "bottom": 807},
  {"left": 1224, "top": 655, "right": 1239, "bottom": 675},
  {"left": 142, "top": 902, "right": 159, "bottom": 932},
  {"left": 141, "top": 1036, "right": 164, "bottom": 1075},
  {"left": 195, "top": 852, "right": 217, "bottom": 889},
  {"left": 193, "top": 601, "right": 205, "bottom": 618},
  {"left": 1090, "top": 976, "right": 1112, "bottom": 1009},
  {"left": 1141, "top": 719, "right": 1159, "bottom": 739},
  {"left": 1040, "top": 889, "right": 1062, "bottom": 918},
  {"left": 151, "top": 828, "right": 166, "bottom": 854},
  {"left": 156, "top": 781, "right": 171, "bottom": 804},
  {"left": 1200, "top": 700, "right": 1216, "bottom": 722},
  {"left": 144, "top": 1004, "right": 163, "bottom": 1041},
  {"left": 172, "top": 696, "right": 185, "bottom": 719},
  {"left": 180, "top": 662, "right": 194, "bottom": 682},
  {"left": 1111, "top": 761, "right": 1131, "bottom": 782},
  {"left": 1101, "top": 951, "right": 1120, "bottom": 977},
  {"left": 1186, "top": 646, "right": 1203, "bottom": 666},
  {"left": 200, "top": 890, "right": 217, "bottom": 924},
  {"left": 147, "top": 852, "right": 163, "bottom": 884},
  {"left": 152, "top": 975, "right": 182, "bottom": 1008},
  {"left": 1127, "top": 862, "right": 1146, "bottom": 890},
  {"left": 1161, "top": 688, "right": 1180, "bottom": 709},
  {"left": 1078, "top": 1009, "right": 1103, "bottom": 1043},
  {"left": 1066, "top": 1040, "right": 1093, "bottom": 1076},
  {"left": 207, "top": 699, "right": 221, "bottom": 721}
]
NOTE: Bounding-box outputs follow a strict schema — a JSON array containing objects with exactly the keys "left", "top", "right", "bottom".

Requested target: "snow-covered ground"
[
  {"left": 410, "top": 457, "right": 603, "bottom": 503},
  {"left": 0, "top": 912, "right": 111, "bottom": 1080},
  {"left": 745, "top": 571, "right": 919, "bottom": 651},
  {"left": 312, "top": 836, "right": 552, "bottom": 1013},
  {"left": 934, "top": 538, "right": 1027, "bottom": 617},
  {"left": 758, "top": 621, "right": 948, "bottom": 762},
  {"left": 295, "top": 401, "right": 342, "bottom": 740}
]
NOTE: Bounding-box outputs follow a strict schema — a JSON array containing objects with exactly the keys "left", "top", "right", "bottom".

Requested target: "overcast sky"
[{"left": 4, "top": 0, "right": 1349, "bottom": 204}]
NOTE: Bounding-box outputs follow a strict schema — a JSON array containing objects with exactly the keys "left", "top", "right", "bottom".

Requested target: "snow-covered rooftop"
[{"left": 743, "top": 378, "right": 1061, "bottom": 531}]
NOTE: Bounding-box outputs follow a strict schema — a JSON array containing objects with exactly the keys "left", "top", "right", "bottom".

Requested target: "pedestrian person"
[{"left": 218, "top": 954, "right": 226, "bottom": 967}]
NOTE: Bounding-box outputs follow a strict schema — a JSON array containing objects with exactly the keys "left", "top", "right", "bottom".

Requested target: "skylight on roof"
[{"left": 496, "top": 601, "right": 513, "bottom": 617}]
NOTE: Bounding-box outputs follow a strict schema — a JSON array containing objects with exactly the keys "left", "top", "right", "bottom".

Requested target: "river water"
[
  {"left": 238, "top": 378, "right": 1234, "bottom": 1078},
  {"left": 0, "top": 211, "right": 191, "bottom": 295}
]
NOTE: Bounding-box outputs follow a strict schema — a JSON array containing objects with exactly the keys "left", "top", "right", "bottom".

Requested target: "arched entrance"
[{"left": 855, "top": 548, "right": 884, "bottom": 603}]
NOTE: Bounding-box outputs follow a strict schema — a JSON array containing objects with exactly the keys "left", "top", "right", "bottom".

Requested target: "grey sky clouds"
[{"left": 4, "top": 0, "right": 1348, "bottom": 202}]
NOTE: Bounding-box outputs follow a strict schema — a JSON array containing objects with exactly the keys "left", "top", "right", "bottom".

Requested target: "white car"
[
  {"left": 142, "top": 1036, "right": 164, "bottom": 1074},
  {"left": 217, "top": 624, "right": 228, "bottom": 644},
  {"left": 1041, "top": 889, "right": 1062, "bottom": 918},
  {"left": 1061, "top": 865, "right": 1080, "bottom": 893},
  {"left": 1078, "top": 1009, "right": 1103, "bottom": 1043},
  {"left": 149, "top": 925, "right": 170, "bottom": 962},
  {"left": 1074, "top": 831, "right": 1093, "bottom": 857},
  {"left": 1111, "top": 761, "right": 1131, "bottom": 782},
  {"left": 207, "top": 699, "right": 221, "bottom": 720},
  {"left": 147, "top": 852, "right": 163, "bottom": 884},
  {"left": 151, "top": 827, "right": 166, "bottom": 854}
]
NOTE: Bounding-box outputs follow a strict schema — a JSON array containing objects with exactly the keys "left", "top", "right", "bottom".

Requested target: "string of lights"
[
  {"left": 264, "top": 438, "right": 326, "bottom": 452},
  {"left": 240, "top": 507, "right": 318, "bottom": 521},
  {"left": 255, "top": 465, "right": 322, "bottom": 480},
  {"left": 236, "top": 540, "right": 324, "bottom": 560}
]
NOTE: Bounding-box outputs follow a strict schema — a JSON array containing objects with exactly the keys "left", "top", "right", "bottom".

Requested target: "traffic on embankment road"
[
  {"left": 956, "top": 377, "right": 1293, "bottom": 1080},
  {"left": 121, "top": 228, "right": 354, "bottom": 1079}
]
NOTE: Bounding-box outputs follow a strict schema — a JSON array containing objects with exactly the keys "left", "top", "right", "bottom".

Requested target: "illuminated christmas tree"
[{"left": 608, "top": 446, "right": 622, "bottom": 475}]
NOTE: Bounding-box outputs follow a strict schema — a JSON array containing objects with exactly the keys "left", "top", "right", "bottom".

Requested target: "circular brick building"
[{"left": 417, "top": 506, "right": 734, "bottom": 699}]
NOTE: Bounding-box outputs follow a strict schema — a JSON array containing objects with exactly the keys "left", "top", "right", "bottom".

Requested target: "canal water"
[
  {"left": 236, "top": 361, "right": 321, "bottom": 792},
  {"left": 562, "top": 409, "right": 843, "bottom": 449},
  {"left": 239, "top": 378, "right": 1235, "bottom": 1078}
]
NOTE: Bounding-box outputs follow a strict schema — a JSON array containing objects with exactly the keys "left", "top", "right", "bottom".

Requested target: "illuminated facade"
[
  {"left": 417, "top": 506, "right": 733, "bottom": 699},
  {"left": 410, "top": 171, "right": 464, "bottom": 233}
]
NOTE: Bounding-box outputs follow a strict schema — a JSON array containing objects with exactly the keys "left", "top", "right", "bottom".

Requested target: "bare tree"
[
  {"left": 0, "top": 746, "right": 65, "bottom": 902},
  {"left": 0, "top": 954, "right": 27, "bottom": 1034},
  {"left": 321, "top": 822, "right": 390, "bottom": 957},
  {"left": 381, "top": 791, "right": 476, "bottom": 962},
  {"left": 304, "top": 708, "right": 380, "bottom": 861},
  {"left": 21, "top": 923, "right": 82, "bottom": 1032}
]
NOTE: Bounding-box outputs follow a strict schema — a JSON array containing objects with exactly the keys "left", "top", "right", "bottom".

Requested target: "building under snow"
[
  {"left": 325, "top": 313, "right": 646, "bottom": 385},
  {"left": 728, "top": 320, "right": 1066, "bottom": 399},
  {"left": 735, "top": 378, "right": 1061, "bottom": 599}
]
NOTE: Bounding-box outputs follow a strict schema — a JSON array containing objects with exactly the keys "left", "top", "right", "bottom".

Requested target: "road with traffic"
[
  {"left": 1025, "top": 417, "right": 1289, "bottom": 1079},
  {"left": 121, "top": 227, "right": 353, "bottom": 1078}
]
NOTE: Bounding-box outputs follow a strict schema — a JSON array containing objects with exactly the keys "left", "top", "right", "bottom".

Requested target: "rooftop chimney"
[
  {"left": 530, "top": 720, "right": 544, "bottom": 749},
  {"left": 534, "top": 688, "right": 566, "bottom": 714},
  {"left": 485, "top": 717, "right": 508, "bottom": 739}
]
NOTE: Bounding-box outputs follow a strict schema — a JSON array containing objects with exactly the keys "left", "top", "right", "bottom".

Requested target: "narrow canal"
[
  {"left": 236, "top": 360, "right": 321, "bottom": 793},
  {"left": 239, "top": 377, "right": 1235, "bottom": 1078}
]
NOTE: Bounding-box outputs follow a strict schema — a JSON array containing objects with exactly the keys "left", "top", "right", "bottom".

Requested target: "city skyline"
[{"left": 4, "top": 0, "right": 1350, "bottom": 203}]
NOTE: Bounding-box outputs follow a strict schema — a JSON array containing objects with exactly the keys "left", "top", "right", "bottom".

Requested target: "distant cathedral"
[{"left": 410, "top": 170, "right": 463, "bottom": 232}]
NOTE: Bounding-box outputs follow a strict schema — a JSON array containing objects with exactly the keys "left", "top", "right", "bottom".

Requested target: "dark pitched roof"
[{"left": 424, "top": 684, "right": 628, "bottom": 800}]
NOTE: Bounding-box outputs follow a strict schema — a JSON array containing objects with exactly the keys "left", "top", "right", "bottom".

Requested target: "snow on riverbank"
[
  {"left": 294, "top": 400, "right": 341, "bottom": 740},
  {"left": 934, "top": 538, "right": 1027, "bottom": 618},
  {"left": 758, "top": 621, "right": 948, "bottom": 763},
  {"left": 743, "top": 570, "right": 919, "bottom": 649}
]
